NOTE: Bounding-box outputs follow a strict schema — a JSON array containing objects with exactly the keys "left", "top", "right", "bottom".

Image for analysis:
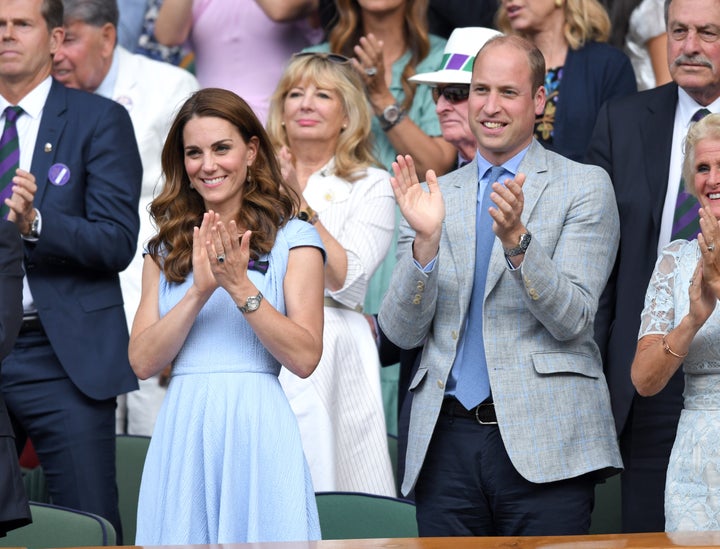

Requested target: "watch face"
[
  {"left": 245, "top": 295, "right": 261, "bottom": 312},
  {"left": 383, "top": 104, "right": 400, "bottom": 123}
]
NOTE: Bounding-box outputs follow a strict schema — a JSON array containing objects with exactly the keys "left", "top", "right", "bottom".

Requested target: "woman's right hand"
[
  {"left": 192, "top": 212, "right": 220, "bottom": 296},
  {"left": 278, "top": 146, "right": 304, "bottom": 204}
]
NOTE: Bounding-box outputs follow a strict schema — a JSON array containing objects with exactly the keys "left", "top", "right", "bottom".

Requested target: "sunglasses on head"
[
  {"left": 292, "top": 52, "right": 352, "bottom": 64},
  {"left": 432, "top": 85, "right": 470, "bottom": 104}
]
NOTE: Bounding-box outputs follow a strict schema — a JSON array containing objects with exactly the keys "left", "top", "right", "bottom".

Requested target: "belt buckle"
[{"left": 475, "top": 402, "right": 497, "bottom": 425}]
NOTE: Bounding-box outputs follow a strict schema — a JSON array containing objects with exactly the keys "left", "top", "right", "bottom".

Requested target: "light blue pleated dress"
[{"left": 135, "top": 220, "right": 322, "bottom": 544}]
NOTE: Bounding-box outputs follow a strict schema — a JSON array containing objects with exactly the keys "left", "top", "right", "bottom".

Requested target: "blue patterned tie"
[
  {"left": 0, "top": 106, "right": 23, "bottom": 219},
  {"left": 672, "top": 108, "right": 711, "bottom": 241},
  {"left": 454, "top": 165, "right": 504, "bottom": 409}
]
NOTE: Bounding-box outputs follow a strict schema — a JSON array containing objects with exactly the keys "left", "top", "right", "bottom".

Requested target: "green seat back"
[
  {"left": 315, "top": 492, "right": 418, "bottom": 540},
  {"left": 115, "top": 434, "right": 151, "bottom": 545},
  {"left": 0, "top": 502, "right": 116, "bottom": 548}
]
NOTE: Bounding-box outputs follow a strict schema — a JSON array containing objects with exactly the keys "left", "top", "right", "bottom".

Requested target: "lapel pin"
[{"left": 44, "top": 143, "right": 53, "bottom": 153}]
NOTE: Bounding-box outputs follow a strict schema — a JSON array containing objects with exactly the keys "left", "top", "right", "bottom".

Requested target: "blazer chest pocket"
[{"left": 531, "top": 352, "right": 600, "bottom": 379}]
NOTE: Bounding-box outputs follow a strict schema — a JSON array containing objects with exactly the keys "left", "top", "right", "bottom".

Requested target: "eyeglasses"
[
  {"left": 292, "top": 52, "right": 352, "bottom": 64},
  {"left": 432, "top": 85, "right": 470, "bottom": 104}
]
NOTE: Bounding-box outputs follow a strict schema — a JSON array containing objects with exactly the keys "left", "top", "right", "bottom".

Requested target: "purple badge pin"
[{"left": 48, "top": 163, "right": 70, "bottom": 186}]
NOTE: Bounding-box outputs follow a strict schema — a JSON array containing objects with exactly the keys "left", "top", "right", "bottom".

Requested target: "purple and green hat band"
[{"left": 440, "top": 53, "right": 475, "bottom": 73}]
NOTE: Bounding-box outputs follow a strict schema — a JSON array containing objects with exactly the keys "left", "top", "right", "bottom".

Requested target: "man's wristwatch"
[
  {"left": 238, "top": 291, "right": 263, "bottom": 314},
  {"left": 504, "top": 232, "right": 532, "bottom": 257},
  {"left": 24, "top": 209, "right": 40, "bottom": 239},
  {"left": 378, "top": 103, "right": 405, "bottom": 131}
]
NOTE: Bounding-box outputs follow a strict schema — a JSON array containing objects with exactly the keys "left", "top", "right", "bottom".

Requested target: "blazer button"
[
  {"left": 412, "top": 294, "right": 422, "bottom": 305},
  {"left": 451, "top": 330, "right": 458, "bottom": 340},
  {"left": 529, "top": 289, "right": 539, "bottom": 300},
  {"left": 416, "top": 281, "right": 425, "bottom": 292},
  {"left": 437, "top": 379, "right": 444, "bottom": 389}
]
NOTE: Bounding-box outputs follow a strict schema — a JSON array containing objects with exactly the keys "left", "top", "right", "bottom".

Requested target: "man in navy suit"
[
  {"left": 586, "top": 0, "right": 720, "bottom": 533},
  {"left": 0, "top": 0, "right": 141, "bottom": 541}
]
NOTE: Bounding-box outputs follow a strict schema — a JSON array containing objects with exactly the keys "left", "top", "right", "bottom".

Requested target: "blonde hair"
[
  {"left": 682, "top": 113, "right": 720, "bottom": 198},
  {"left": 267, "top": 54, "right": 378, "bottom": 182},
  {"left": 496, "top": 0, "right": 611, "bottom": 50},
  {"left": 327, "top": 0, "right": 430, "bottom": 111}
]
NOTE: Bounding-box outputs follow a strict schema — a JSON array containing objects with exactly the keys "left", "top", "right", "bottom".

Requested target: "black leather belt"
[
  {"left": 20, "top": 315, "right": 44, "bottom": 334},
  {"left": 441, "top": 397, "right": 497, "bottom": 425}
]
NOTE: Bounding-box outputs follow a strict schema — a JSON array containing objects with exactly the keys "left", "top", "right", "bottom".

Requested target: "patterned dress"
[
  {"left": 638, "top": 239, "right": 720, "bottom": 531},
  {"left": 135, "top": 220, "right": 322, "bottom": 544}
]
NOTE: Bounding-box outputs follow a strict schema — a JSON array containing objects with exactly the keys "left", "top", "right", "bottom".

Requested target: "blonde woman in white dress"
[{"left": 267, "top": 52, "right": 396, "bottom": 496}]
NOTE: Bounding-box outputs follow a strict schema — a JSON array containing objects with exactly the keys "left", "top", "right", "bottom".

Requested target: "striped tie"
[
  {"left": 0, "top": 106, "right": 23, "bottom": 219},
  {"left": 671, "top": 108, "right": 711, "bottom": 241}
]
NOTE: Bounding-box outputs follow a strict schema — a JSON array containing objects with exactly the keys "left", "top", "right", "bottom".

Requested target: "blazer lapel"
[
  {"left": 641, "top": 83, "right": 677, "bottom": 233},
  {"left": 485, "top": 140, "right": 548, "bottom": 295},
  {"left": 31, "top": 80, "right": 67, "bottom": 208},
  {"left": 444, "top": 161, "right": 479, "bottom": 311}
]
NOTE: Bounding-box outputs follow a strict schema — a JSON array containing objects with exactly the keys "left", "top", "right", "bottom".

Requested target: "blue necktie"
[{"left": 454, "top": 165, "right": 504, "bottom": 409}]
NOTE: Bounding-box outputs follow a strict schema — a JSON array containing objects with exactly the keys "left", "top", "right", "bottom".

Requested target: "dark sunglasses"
[
  {"left": 292, "top": 52, "right": 352, "bottom": 64},
  {"left": 432, "top": 85, "right": 470, "bottom": 104}
]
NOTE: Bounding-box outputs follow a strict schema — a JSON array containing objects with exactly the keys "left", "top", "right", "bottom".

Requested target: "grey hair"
[{"left": 61, "top": 0, "right": 118, "bottom": 27}]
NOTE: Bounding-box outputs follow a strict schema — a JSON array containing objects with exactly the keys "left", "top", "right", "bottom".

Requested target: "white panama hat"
[{"left": 409, "top": 27, "right": 503, "bottom": 86}]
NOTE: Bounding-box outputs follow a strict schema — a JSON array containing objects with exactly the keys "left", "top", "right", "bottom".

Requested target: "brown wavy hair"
[
  {"left": 267, "top": 54, "right": 378, "bottom": 182},
  {"left": 327, "top": 0, "right": 430, "bottom": 111},
  {"left": 148, "top": 88, "right": 298, "bottom": 283},
  {"left": 496, "top": 0, "right": 611, "bottom": 50}
]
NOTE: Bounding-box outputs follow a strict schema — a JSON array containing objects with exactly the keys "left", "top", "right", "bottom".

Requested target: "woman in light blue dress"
[
  {"left": 129, "top": 88, "right": 324, "bottom": 544},
  {"left": 631, "top": 113, "right": 720, "bottom": 531}
]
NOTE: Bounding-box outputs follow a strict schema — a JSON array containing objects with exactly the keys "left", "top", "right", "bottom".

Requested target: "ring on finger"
[
  {"left": 708, "top": 242, "right": 716, "bottom": 252},
  {"left": 216, "top": 254, "right": 226, "bottom": 263},
  {"left": 364, "top": 66, "right": 378, "bottom": 77}
]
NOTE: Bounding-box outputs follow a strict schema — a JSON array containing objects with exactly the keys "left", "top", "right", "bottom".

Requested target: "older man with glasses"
[{"left": 410, "top": 27, "right": 502, "bottom": 168}]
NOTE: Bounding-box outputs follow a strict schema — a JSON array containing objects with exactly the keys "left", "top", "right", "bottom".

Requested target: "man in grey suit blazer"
[{"left": 379, "top": 35, "right": 622, "bottom": 536}]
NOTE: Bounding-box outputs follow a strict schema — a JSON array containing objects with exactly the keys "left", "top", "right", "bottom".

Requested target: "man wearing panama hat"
[{"left": 410, "top": 27, "right": 502, "bottom": 169}]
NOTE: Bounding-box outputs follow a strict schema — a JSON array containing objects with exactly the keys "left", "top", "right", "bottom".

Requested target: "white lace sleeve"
[{"left": 638, "top": 241, "right": 686, "bottom": 338}]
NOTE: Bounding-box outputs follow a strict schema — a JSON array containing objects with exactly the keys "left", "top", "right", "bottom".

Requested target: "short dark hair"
[
  {"left": 41, "top": 0, "right": 64, "bottom": 30},
  {"left": 61, "top": 0, "right": 118, "bottom": 27},
  {"left": 474, "top": 35, "right": 546, "bottom": 95}
]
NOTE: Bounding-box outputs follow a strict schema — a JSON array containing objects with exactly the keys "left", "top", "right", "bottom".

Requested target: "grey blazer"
[{"left": 379, "top": 140, "right": 623, "bottom": 496}]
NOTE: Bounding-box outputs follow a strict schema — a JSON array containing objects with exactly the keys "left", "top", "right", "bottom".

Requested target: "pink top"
[{"left": 191, "top": 0, "right": 322, "bottom": 122}]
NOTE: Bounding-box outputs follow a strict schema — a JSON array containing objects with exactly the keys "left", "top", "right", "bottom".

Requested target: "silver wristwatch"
[
  {"left": 378, "top": 103, "right": 405, "bottom": 131},
  {"left": 238, "top": 291, "right": 263, "bottom": 314},
  {"left": 504, "top": 232, "right": 531, "bottom": 257}
]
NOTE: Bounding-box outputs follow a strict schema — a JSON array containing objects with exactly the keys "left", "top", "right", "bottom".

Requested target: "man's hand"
[{"left": 5, "top": 169, "right": 37, "bottom": 235}]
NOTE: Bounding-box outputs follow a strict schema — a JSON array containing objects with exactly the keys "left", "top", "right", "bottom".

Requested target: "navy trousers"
[
  {"left": 414, "top": 404, "right": 596, "bottom": 537},
  {"left": 1, "top": 331, "right": 122, "bottom": 542}
]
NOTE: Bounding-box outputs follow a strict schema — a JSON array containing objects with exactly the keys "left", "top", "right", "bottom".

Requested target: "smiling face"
[
  {"left": 468, "top": 41, "right": 546, "bottom": 165},
  {"left": 182, "top": 115, "right": 258, "bottom": 216},
  {"left": 0, "top": 0, "right": 63, "bottom": 96},
  {"left": 692, "top": 137, "right": 720, "bottom": 219},
  {"left": 667, "top": 0, "right": 720, "bottom": 106},
  {"left": 52, "top": 19, "right": 115, "bottom": 92},
  {"left": 282, "top": 80, "right": 348, "bottom": 150}
]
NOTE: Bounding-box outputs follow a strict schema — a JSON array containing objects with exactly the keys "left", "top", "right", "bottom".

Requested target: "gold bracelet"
[{"left": 662, "top": 334, "right": 688, "bottom": 359}]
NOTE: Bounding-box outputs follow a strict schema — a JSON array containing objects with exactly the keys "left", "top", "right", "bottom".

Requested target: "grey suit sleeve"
[
  {"left": 515, "top": 165, "right": 619, "bottom": 341},
  {"left": 378, "top": 216, "right": 439, "bottom": 349}
]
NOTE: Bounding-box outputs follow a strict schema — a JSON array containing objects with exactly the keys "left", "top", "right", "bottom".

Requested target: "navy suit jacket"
[
  {"left": 585, "top": 82, "right": 678, "bottom": 433},
  {"left": 23, "top": 80, "right": 141, "bottom": 400},
  {"left": 548, "top": 41, "right": 637, "bottom": 161}
]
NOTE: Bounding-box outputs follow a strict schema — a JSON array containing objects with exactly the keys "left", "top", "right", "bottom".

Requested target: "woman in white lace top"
[{"left": 631, "top": 113, "right": 720, "bottom": 531}]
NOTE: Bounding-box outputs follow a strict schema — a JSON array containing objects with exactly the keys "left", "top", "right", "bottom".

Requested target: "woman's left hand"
[
  {"left": 278, "top": 146, "right": 304, "bottom": 204},
  {"left": 689, "top": 258, "right": 717, "bottom": 327},
  {"left": 205, "top": 219, "right": 255, "bottom": 296},
  {"left": 352, "top": 33, "right": 390, "bottom": 100},
  {"left": 698, "top": 201, "right": 720, "bottom": 298}
]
